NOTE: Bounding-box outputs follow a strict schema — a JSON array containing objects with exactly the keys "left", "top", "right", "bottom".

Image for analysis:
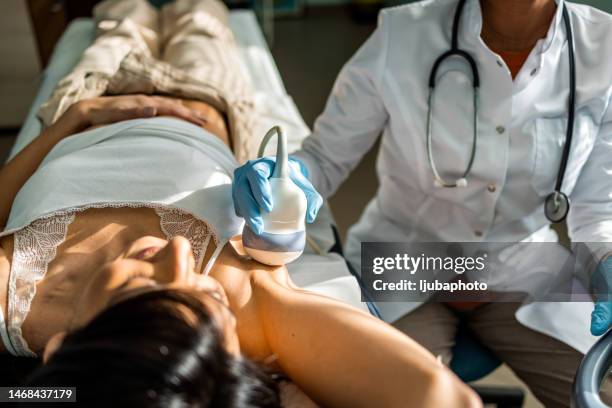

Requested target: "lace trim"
[
  {"left": 154, "top": 207, "right": 217, "bottom": 269},
  {"left": 8, "top": 213, "right": 75, "bottom": 357},
  {"left": 25, "top": 201, "right": 221, "bottom": 241},
  {"left": 6, "top": 202, "right": 219, "bottom": 357}
]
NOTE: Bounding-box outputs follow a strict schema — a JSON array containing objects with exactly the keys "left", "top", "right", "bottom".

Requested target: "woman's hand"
[{"left": 74, "top": 95, "right": 208, "bottom": 130}]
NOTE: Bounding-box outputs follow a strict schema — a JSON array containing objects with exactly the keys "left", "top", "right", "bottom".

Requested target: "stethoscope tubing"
[
  {"left": 426, "top": 0, "right": 576, "bottom": 222},
  {"left": 426, "top": 85, "right": 479, "bottom": 188},
  {"left": 556, "top": 5, "right": 576, "bottom": 194}
]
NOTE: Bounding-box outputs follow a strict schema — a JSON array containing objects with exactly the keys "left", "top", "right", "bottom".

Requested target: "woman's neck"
[{"left": 480, "top": 0, "right": 557, "bottom": 52}]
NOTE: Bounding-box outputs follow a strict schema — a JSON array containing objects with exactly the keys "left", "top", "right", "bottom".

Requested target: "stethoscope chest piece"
[{"left": 544, "top": 191, "right": 570, "bottom": 223}]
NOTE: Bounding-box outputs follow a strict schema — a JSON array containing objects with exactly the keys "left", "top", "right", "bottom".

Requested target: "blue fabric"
[
  {"left": 232, "top": 156, "right": 323, "bottom": 234},
  {"left": 450, "top": 323, "right": 501, "bottom": 383},
  {"left": 591, "top": 257, "right": 612, "bottom": 336}
]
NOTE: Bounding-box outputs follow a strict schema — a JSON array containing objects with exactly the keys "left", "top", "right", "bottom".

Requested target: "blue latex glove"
[
  {"left": 591, "top": 256, "right": 612, "bottom": 336},
  {"left": 232, "top": 156, "right": 323, "bottom": 234}
]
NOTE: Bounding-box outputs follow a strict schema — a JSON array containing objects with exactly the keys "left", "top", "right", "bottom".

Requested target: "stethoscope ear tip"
[{"left": 456, "top": 178, "right": 468, "bottom": 187}]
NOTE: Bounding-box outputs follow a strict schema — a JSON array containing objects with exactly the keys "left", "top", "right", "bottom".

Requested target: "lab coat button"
[
  {"left": 496, "top": 60, "right": 503, "bottom": 67},
  {"left": 487, "top": 184, "right": 496, "bottom": 193},
  {"left": 496, "top": 126, "right": 505, "bottom": 134},
  {"left": 474, "top": 230, "right": 483, "bottom": 237},
  {"left": 530, "top": 68, "right": 537, "bottom": 76}
]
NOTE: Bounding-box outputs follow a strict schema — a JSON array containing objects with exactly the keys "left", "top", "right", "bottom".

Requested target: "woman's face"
[{"left": 71, "top": 236, "right": 239, "bottom": 355}]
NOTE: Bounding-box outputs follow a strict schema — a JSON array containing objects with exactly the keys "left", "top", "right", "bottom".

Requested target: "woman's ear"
[{"left": 43, "top": 332, "right": 67, "bottom": 363}]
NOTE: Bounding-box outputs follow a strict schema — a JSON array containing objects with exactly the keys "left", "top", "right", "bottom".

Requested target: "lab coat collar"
[{"left": 463, "top": 0, "right": 566, "bottom": 55}]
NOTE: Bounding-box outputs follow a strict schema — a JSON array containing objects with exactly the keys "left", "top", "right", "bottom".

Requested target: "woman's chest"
[{"left": 46, "top": 207, "right": 165, "bottom": 278}]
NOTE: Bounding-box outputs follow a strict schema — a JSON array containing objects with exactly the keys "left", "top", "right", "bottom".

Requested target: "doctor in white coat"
[{"left": 232, "top": 0, "right": 612, "bottom": 405}]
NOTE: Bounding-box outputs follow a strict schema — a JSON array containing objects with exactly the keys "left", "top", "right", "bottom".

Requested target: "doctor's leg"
[
  {"left": 467, "top": 302, "right": 612, "bottom": 408},
  {"left": 392, "top": 303, "right": 459, "bottom": 365}
]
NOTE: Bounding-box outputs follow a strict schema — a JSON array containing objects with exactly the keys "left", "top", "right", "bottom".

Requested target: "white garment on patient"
[{"left": 0, "top": 117, "right": 244, "bottom": 356}]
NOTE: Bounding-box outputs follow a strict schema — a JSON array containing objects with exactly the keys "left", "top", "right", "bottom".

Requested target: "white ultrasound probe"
[{"left": 242, "top": 126, "right": 308, "bottom": 265}]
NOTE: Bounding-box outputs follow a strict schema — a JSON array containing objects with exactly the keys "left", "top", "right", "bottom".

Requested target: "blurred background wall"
[{"left": 573, "top": 0, "right": 612, "bottom": 13}]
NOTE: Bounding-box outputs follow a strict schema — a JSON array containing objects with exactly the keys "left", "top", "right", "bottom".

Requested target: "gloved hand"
[
  {"left": 232, "top": 156, "right": 323, "bottom": 234},
  {"left": 591, "top": 256, "right": 612, "bottom": 336}
]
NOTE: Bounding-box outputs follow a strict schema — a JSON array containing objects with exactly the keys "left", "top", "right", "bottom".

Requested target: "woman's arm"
[
  {"left": 251, "top": 271, "right": 480, "bottom": 408},
  {"left": 0, "top": 242, "right": 7, "bottom": 341},
  {"left": 0, "top": 105, "right": 87, "bottom": 228}
]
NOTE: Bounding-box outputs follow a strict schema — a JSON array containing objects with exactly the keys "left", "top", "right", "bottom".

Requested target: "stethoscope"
[{"left": 426, "top": 0, "right": 576, "bottom": 223}]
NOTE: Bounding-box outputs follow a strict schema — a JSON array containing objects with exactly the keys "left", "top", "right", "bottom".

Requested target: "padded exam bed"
[{"left": 10, "top": 10, "right": 368, "bottom": 313}]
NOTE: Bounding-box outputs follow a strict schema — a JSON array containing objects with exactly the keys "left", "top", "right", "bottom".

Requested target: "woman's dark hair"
[{"left": 25, "top": 289, "right": 280, "bottom": 407}]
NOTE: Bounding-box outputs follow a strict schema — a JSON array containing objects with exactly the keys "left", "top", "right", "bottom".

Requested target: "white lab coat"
[{"left": 293, "top": 0, "right": 612, "bottom": 353}]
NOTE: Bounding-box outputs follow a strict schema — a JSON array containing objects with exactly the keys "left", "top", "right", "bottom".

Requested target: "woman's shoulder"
[{"left": 378, "top": 0, "right": 454, "bottom": 55}]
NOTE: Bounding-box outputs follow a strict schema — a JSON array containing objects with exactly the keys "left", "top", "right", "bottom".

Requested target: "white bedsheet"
[{"left": 10, "top": 11, "right": 368, "bottom": 313}]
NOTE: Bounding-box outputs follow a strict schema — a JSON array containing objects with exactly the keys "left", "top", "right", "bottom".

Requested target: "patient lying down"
[
  {"left": 0, "top": 0, "right": 480, "bottom": 406},
  {"left": 25, "top": 235, "right": 480, "bottom": 407},
  {"left": 0, "top": 95, "right": 479, "bottom": 406}
]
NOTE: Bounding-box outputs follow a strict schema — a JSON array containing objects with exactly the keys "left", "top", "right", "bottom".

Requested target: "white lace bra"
[{"left": 0, "top": 204, "right": 220, "bottom": 357}]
